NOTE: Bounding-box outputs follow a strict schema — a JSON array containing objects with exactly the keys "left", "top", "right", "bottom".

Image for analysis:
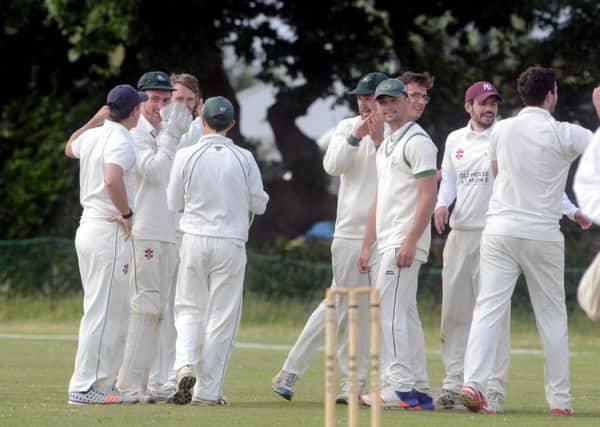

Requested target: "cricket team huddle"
[{"left": 64, "top": 65, "right": 600, "bottom": 417}]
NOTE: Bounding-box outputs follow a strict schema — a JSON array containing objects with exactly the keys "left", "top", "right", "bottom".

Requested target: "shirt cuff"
[{"left": 346, "top": 134, "right": 361, "bottom": 147}]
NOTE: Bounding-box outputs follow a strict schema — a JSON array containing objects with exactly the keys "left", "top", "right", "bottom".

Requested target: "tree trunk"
[{"left": 248, "top": 86, "right": 336, "bottom": 242}]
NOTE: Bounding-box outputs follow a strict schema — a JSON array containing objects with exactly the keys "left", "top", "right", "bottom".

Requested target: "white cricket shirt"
[
  {"left": 130, "top": 114, "right": 180, "bottom": 243},
  {"left": 178, "top": 117, "right": 204, "bottom": 150},
  {"left": 575, "top": 128, "right": 600, "bottom": 224},
  {"left": 323, "top": 116, "right": 378, "bottom": 240},
  {"left": 437, "top": 122, "right": 494, "bottom": 230},
  {"left": 486, "top": 107, "right": 592, "bottom": 241},
  {"left": 72, "top": 120, "right": 136, "bottom": 223},
  {"left": 167, "top": 134, "right": 269, "bottom": 243},
  {"left": 376, "top": 121, "right": 438, "bottom": 262}
]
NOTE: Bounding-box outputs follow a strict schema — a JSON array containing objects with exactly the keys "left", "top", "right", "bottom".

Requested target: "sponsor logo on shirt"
[
  {"left": 458, "top": 169, "right": 489, "bottom": 185},
  {"left": 385, "top": 270, "right": 395, "bottom": 276},
  {"left": 455, "top": 148, "right": 464, "bottom": 160}
]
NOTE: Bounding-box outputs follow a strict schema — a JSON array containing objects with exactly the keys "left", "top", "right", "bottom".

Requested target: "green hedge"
[{"left": 0, "top": 237, "right": 591, "bottom": 313}]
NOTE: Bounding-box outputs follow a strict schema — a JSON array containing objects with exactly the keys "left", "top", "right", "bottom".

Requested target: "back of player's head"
[
  {"left": 106, "top": 84, "right": 148, "bottom": 121},
  {"left": 202, "top": 96, "right": 234, "bottom": 131},
  {"left": 517, "top": 66, "right": 556, "bottom": 107}
]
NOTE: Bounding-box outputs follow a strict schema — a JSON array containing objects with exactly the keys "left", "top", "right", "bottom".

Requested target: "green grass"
[{"left": 1, "top": 296, "right": 600, "bottom": 426}]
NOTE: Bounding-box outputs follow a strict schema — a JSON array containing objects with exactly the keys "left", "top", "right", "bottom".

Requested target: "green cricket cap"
[
  {"left": 374, "top": 78, "right": 408, "bottom": 99},
  {"left": 137, "top": 71, "right": 175, "bottom": 91},
  {"left": 348, "top": 72, "right": 389, "bottom": 95},
  {"left": 203, "top": 96, "right": 234, "bottom": 128}
]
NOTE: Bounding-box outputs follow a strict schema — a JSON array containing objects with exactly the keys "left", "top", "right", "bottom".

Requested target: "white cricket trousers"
[
  {"left": 117, "top": 239, "right": 177, "bottom": 395},
  {"left": 282, "top": 238, "right": 375, "bottom": 386},
  {"left": 464, "top": 234, "right": 570, "bottom": 409},
  {"left": 174, "top": 234, "right": 246, "bottom": 401},
  {"left": 148, "top": 232, "right": 183, "bottom": 394},
  {"left": 69, "top": 221, "right": 131, "bottom": 394},
  {"left": 440, "top": 229, "right": 510, "bottom": 395},
  {"left": 377, "top": 248, "right": 430, "bottom": 393}
]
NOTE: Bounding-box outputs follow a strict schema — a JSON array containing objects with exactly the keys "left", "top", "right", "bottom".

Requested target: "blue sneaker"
[
  {"left": 272, "top": 370, "right": 297, "bottom": 401},
  {"left": 395, "top": 389, "right": 420, "bottom": 410},
  {"left": 416, "top": 390, "right": 435, "bottom": 410}
]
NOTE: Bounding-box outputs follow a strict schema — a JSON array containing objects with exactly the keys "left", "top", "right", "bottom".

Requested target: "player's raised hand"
[
  {"left": 367, "top": 111, "right": 384, "bottom": 146},
  {"left": 352, "top": 118, "right": 370, "bottom": 140},
  {"left": 434, "top": 206, "right": 449, "bottom": 234},
  {"left": 593, "top": 86, "right": 600, "bottom": 119}
]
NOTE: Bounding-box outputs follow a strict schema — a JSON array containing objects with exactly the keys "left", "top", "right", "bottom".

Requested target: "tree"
[{"left": 2, "top": 0, "right": 600, "bottom": 242}]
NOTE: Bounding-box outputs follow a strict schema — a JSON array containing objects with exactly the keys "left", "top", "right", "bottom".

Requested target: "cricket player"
[
  {"left": 574, "top": 103, "right": 600, "bottom": 319},
  {"left": 66, "top": 84, "right": 146, "bottom": 405},
  {"left": 147, "top": 72, "right": 204, "bottom": 400},
  {"left": 117, "top": 71, "right": 192, "bottom": 402},
  {"left": 167, "top": 96, "right": 269, "bottom": 405},
  {"left": 434, "top": 81, "right": 511, "bottom": 412},
  {"left": 436, "top": 81, "right": 591, "bottom": 413},
  {"left": 575, "top": 88, "right": 600, "bottom": 224},
  {"left": 359, "top": 78, "right": 437, "bottom": 409},
  {"left": 271, "top": 72, "right": 387, "bottom": 403},
  {"left": 395, "top": 71, "right": 436, "bottom": 404},
  {"left": 459, "top": 66, "right": 600, "bottom": 416}
]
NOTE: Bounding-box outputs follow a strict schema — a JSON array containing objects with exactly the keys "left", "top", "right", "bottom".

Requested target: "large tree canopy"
[{"left": 1, "top": 1, "right": 599, "bottom": 240}]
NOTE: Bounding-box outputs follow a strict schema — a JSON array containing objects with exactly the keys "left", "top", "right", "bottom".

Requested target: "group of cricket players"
[{"left": 64, "top": 65, "right": 600, "bottom": 417}]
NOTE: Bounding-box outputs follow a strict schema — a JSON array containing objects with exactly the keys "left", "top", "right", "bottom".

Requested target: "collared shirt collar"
[
  {"left": 466, "top": 120, "right": 494, "bottom": 139},
  {"left": 388, "top": 120, "right": 414, "bottom": 139},
  {"left": 518, "top": 106, "right": 553, "bottom": 119},
  {"left": 137, "top": 113, "right": 159, "bottom": 137},
  {"left": 199, "top": 133, "right": 233, "bottom": 145},
  {"left": 103, "top": 119, "right": 128, "bottom": 131}
]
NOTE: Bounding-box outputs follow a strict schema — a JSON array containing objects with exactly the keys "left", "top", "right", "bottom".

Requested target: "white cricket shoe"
[
  {"left": 436, "top": 388, "right": 462, "bottom": 409},
  {"left": 484, "top": 391, "right": 505, "bottom": 414},
  {"left": 68, "top": 387, "right": 123, "bottom": 405},
  {"left": 173, "top": 365, "right": 196, "bottom": 405},
  {"left": 335, "top": 381, "right": 365, "bottom": 405},
  {"left": 360, "top": 386, "right": 420, "bottom": 410},
  {"left": 272, "top": 370, "right": 298, "bottom": 401}
]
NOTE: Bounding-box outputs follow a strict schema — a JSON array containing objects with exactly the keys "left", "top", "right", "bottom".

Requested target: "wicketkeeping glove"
[{"left": 160, "top": 103, "right": 193, "bottom": 139}]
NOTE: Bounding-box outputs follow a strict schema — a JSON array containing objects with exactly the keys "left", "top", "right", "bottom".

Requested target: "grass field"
[{"left": 1, "top": 296, "right": 600, "bottom": 426}]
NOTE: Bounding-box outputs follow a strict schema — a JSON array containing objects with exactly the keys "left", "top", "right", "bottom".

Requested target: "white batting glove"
[{"left": 160, "top": 103, "right": 192, "bottom": 139}]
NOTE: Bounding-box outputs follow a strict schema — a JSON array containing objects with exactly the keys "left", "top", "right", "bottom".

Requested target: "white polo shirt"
[
  {"left": 575, "top": 129, "right": 600, "bottom": 224},
  {"left": 72, "top": 120, "right": 136, "bottom": 224},
  {"left": 437, "top": 122, "right": 494, "bottom": 230},
  {"left": 167, "top": 134, "right": 269, "bottom": 243},
  {"left": 323, "top": 115, "right": 378, "bottom": 240},
  {"left": 486, "top": 107, "right": 592, "bottom": 241},
  {"left": 376, "top": 121, "right": 437, "bottom": 262}
]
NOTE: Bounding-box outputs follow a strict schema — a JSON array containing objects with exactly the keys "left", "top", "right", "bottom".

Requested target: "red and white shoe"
[
  {"left": 459, "top": 385, "right": 487, "bottom": 413},
  {"left": 549, "top": 408, "right": 573, "bottom": 416}
]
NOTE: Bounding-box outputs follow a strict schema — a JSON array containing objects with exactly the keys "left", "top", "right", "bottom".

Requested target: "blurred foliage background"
[{"left": 1, "top": 1, "right": 599, "bottom": 302}]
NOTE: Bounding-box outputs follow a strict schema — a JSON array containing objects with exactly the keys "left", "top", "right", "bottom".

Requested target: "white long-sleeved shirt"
[
  {"left": 437, "top": 121, "right": 580, "bottom": 229},
  {"left": 486, "top": 107, "right": 592, "bottom": 241},
  {"left": 575, "top": 128, "right": 600, "bottom": 224},
  {"left": 130, "top": 114, "right": 180, "bottom": 243},
  {"left": 323, "top": 116, "right": 378, "bottom": 240},
  {"left": 72, "top": 120, "right": 136, "bottom": 224},
  {"left": 167, "top": 134, "right": 269, "bottom": 243},
  {"left": 178, "top": 117, "right": 204, "bottom": 151}
]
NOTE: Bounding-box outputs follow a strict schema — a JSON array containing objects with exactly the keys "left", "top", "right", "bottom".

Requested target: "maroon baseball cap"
[{"left": 464, "top": 81, "right": 502, "bottom": 103}]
